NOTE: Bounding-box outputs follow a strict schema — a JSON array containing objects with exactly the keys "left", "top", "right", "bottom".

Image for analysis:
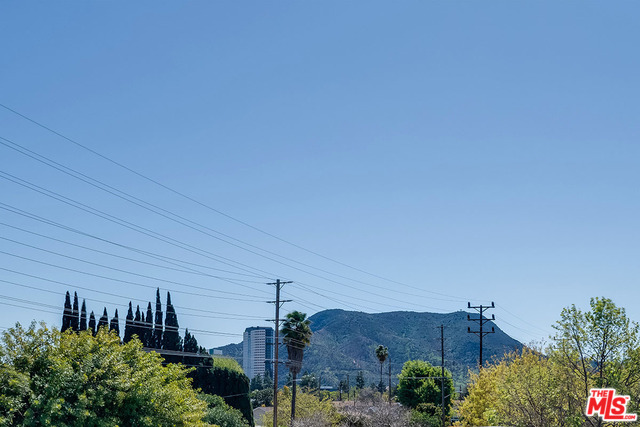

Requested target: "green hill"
[
  {"left": 214, "top": 309, "right": 522, "bottom": 388},
  {"left": 302, "top": 309, "right": 522, "bottom": 388}
]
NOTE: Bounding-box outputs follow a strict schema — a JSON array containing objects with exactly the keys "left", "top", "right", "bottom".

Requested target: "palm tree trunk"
[
  {"left": 380, "top": 363, "right": 383, "bottom": 388},
  {"left": 291, "top": 372, "right": 297, "bottom": 426}
]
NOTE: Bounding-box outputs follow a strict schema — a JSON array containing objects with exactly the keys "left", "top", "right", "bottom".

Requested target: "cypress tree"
[
  {"left": 145, "top": 302, "right": 153, "bottom": 347},
  {"left": 71, "top": 292, "right": 80, "bottom": 331},
  {"left": 153, "top": 288, "right": 163, "bottom": 348},
  {"left": 134, "top": 305, "right": 142, "bottom": 341},
  {"left": 89, "top": 311, "right": 96, "bottom": 335},
  {"left": 71, "top": 292, "right": 79, "bottom": 330},
  {"left": 79, "top": 299, "right": 87, "bottom": 331},
  {"left": 110, "top": 309, "right": 120, "bottom": 338},
  {"left": 97, "top": 308, "right": 108, "bottom": 331},
  {"left": 124, "top": 302, "right": 134, "bottom": 342},
  {"left": 162, "top": 292, "right": 182, "bottom": 351},
  {"left": 61, "top": 291, "right": 72, "bottom": 332}
]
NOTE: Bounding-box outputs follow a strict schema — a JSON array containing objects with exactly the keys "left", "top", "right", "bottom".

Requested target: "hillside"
[{"left": 214, "top": 309, "right": 522, "bottom": 388}]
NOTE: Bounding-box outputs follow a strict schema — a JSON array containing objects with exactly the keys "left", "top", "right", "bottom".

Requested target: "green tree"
[
  {"left": 153, "top": 288, "right": 163, "bottom": 349},
  {"left": 191, "top": 361, "right": 254, "bottom": 426},
  {"left": 88, "top": 311, "right": 96, "bottom": 335},
  {"left": 396, "top": 360, "right": 453, "bottom": 419},
  {"left": 162, "top": 291, "right": 182, "bottom": 351},
  {"left": 250, "top": 388, "right": 273, "bottom": 407},
  {"left": 144, "top": 302, "right": 153, "bottom": 347},
  {"left": 375, "top": 345, "right": 388, "bottom": 390},
  {"left": 109, "top": 308, "right": 120, "bottom": 338},
  {"left": 61, "top": 291, "right": 72, "bottom": 332},
  {"left": 550, "top": 296, "right": 640, "bottom": 426},
  {"left": 200, "top": 393, "right": 250, "bottom": 427},
  {"left": 71, "top": 292, "right": 80, "bottom": 331},
  {"left": 459, "top": 348, "right": 581, "bottom": 427},
  {"left": 299, "top": 371, "right": 318, "bottom": 391},
  {"left": 250, "top": 374, "right": 264, "bottom": 391},
  {"left": 281, "top": 311, "right": 313, "bottom": 424},
  {"left": 356, "top": 370, "right": 365, "bottom": 389},
  {"left": 261, "top": 389, "right": 338, "bottom": 427},
  {"left": 0, "top": 322, "right": 207, "bottom": 426},
  {"left": 97, "top": 307, "right": 108, "bottom": 331},
  {"left": 79, "top": 299, "right": 87, "bottom": 332}
]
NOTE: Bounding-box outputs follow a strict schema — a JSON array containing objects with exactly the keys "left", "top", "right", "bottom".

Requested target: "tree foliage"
[
  {"left": 460, "top": 297, "right": 640, "bottom": 427},
  {"left": 396, "top": 360, "right": 453, "bottom": 417},
  {"left": 0, "top": 322, "right": 207, "bottom": 426},
  {"left": 281, "top": 311, "right": 313, "bottom": 424},
  {"left": 200, "top": 393, "right": 250, "bottom": 427},
  {"left": 261, "top": 389, "right": 338, "bottom": 427},
  {"left": 191, "top": 362, "right": 254, "bottom": 426}
]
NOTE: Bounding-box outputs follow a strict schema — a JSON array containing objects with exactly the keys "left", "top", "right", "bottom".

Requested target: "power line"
[
  {"left": 0, "top": 105, "right": 479, "bottom": 302},
  {"left": 0, "top": 202, "right": 270, "bottom": 280},
  {"left": 0, "top": 134, "right": 468, "bottom": 303},
  {"left": 0, "top": 236, "right": 269, "bottom": 297},
  {"left": 0, "top": 169, "right": 465, "bottom": 311}
]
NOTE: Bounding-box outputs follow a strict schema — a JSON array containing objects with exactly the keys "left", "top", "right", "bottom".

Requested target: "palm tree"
[
  {"left": 281, "top": 311, "right": 312, "bottom": 425},
  {"left": 375, "top": 345, "right": 388, "bottom": 391}
]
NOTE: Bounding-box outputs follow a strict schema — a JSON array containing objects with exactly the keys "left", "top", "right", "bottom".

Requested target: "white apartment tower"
[{"left": 242, "top": 326, "right": 274, "bottom": 379}]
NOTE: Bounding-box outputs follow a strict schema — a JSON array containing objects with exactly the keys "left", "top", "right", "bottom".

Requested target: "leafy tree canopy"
[
  {"left": 0, "top": 322, "right": 208, "bottom": 426},
  {"left": 199, "top": 393, "right": 250, "bottom": 427},
  {"left": 396, "top": 360, "right": 453, "bottom": 416}
]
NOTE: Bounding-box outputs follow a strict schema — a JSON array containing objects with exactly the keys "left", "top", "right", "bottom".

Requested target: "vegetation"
[
  {"left": 282, "top": 310, "right": 313, "bottom": 424},
  {"left": 0, "top": 322, "right": 208, "bottom": 426},
  {"left": 459, "top": 297, "right": 640, "bottom": 427},
  {"left": 375, "top": 344, "right": 389, "bottom": 392},
  {"left": 261, "top": 388, "right": 338, "bottom": 427},
  {"left": 200, "top": 393, "right": 250, "bottom": 427},
  {"left": 396, "top": 359, "right": 454, "bottom": 425}
]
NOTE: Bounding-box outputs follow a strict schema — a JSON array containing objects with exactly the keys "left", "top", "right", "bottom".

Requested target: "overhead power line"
[{"left": 0, "top": 104, "right": 479, "bottom": 302}]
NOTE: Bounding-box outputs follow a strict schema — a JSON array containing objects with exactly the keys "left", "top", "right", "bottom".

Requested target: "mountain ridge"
[{"left": 214, "top": 309, "right": 523, "bottom": 387}]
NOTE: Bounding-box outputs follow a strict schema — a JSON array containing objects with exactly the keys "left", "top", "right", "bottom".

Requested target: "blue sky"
[{"left": 1, "top": 1, "right": 639, "bottom": 350}]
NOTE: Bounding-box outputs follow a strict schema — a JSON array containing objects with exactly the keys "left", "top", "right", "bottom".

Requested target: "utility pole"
[
  {"left": 388, "top": 357, "right": 392, "bottom": 404},
  {"left": 467, "top": 302, "right": 495, "bottom": 370},
  {"left": 347, "top": 374, "right": 350, "bottom": 401},
  {"left": 440, "top": 324, "right": 445, "bottom": 427},
  {"left": 267, "top": 279, "right": 292, "bottom": 427}
]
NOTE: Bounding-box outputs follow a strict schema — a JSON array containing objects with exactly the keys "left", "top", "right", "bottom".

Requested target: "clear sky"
[{"left": 1, "top": 1, "right": 639, "bottom": 350}]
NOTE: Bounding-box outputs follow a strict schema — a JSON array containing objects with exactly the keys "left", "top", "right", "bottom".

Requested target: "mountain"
[{"left": 214, "top": 309, "right": 522, "bottom": 388}]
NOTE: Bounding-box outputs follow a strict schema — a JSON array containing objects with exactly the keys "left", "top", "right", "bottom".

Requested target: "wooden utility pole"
[
  {"left": 467, "top": 302, "right": 495, "bottom": 369},
  {"left": 440, "top": 324, "right": 445, "bottom": 427},
  {"left": 388, "top": 356, "right": 392, "bottom": 404},
  {"left": 267, "top": 279, "right": 292, "bottom": 427}
]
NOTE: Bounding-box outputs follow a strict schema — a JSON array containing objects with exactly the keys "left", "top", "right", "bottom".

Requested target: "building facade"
[{"left": 242, "top": 326, "right": 274, "bottom": 380}]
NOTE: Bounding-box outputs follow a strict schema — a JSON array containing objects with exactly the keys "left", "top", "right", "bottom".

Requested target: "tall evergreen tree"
[
  {"left": 153, "top": 288, "right": 163, "bottom": 348},
  {"left": 71, "top": 292, "right": 80, "bottom": 331},
  {"left": 79, "top": 299, "right": 87, "bottom": 331},
  {"left": 124, "top": 302, "right": 134, "bottom": 343},
  {"left": 162, "top": 292, "right": 182, "bottom": 351},
  {"left": 97, "top": 308, "right": 108, "bottom": 331},
  {"left": 89, "top": 311, "right": 96, "bottom": 335},
  {"left": 183, "top": 329, "right": 198, "bottom": 353},
  {"left": 110, "top": 309, "right": 120, "bottom": 338},
  {"left": 145, "top": 302, "right": 153, "bottom": 347},
  {"left": 61, "top": 291, "right": 72, "bottom": 332},
  {"left": 134, "top": 305, "right": 142, "bottom": 341}
]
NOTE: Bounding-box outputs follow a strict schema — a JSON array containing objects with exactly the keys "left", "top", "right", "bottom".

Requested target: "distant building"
[
  {"left": 242, "top": 326, "right": 274, "bottom": 379},
  {"left": 208, "top": 349, "right": 223, "bottom": 356}
]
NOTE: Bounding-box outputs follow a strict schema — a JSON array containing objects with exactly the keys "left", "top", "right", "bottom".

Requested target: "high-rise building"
[{"left": 242, "top": 326, "right": 274, "bottom": 379}]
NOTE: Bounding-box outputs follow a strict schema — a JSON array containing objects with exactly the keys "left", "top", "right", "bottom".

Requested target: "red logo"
[{"left": 586, "top": 389, "right": 637, "bottom": 422}]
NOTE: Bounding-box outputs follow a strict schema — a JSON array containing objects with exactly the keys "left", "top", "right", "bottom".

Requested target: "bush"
[
  {"left": 0, "top": 322, "right": 207, "bottom": 426},
  {"left": 200, "top": 393, "right": 250, "bottom": 427}
]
